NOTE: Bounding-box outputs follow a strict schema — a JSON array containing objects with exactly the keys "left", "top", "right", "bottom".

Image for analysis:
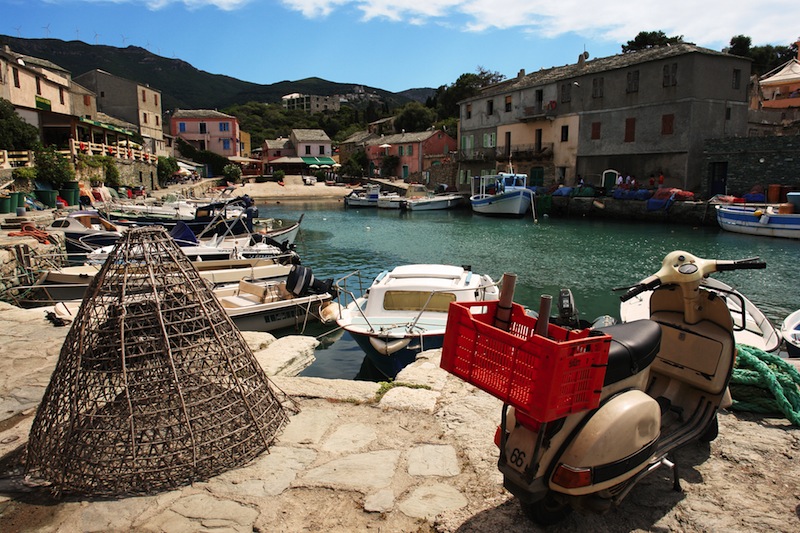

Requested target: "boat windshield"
[{"left": 383, "top": 290, "right": 456, "bottom": 312}]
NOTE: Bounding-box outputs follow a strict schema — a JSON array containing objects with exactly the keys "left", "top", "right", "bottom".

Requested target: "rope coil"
[{"left": 729, "top": 344, "right": 800, "bottom": 426}]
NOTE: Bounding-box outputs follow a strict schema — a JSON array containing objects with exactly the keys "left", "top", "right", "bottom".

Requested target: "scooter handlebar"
[
  {"left": 715, "top": 257, "right": 766, "bottom": 271},
  {"left": 619, "top": 277, "right": 661, "bottom": 302}
]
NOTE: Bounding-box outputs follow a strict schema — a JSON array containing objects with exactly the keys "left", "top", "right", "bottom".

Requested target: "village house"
[
  {"left": 365, "top": 130, "right": 457, "bottom": 182},
  {"left": 170, "top": 109, "right": 242, "bottom": 159},
  {"left": 74, "top": 69, "right": 166, "bottom": 157},
  {"left": 457, "top": 44, "right": 752, "bottom": 196},
  {"left": 0, "top": 45, "right": 156, "bottom": 188},
  {"left": 282, "top": 93, "right": 341, "bottom": 113}
]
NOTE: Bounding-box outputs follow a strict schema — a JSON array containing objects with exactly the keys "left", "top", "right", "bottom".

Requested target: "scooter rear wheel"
[
  {"left": 520, "top": 492, "right": 572, "bottom": 526},
  {"left": 699, "top": 414, "right": 719, "bottom": 442}
]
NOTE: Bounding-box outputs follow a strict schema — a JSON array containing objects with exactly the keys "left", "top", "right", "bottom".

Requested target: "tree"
[
  {"left": 0, "top": 98, "right": 39, "bottom": 150},
  {"left": 430, "top": 68, "right": 506, "bottom": 121},
  {"left": 394, "top": 102, "right": 436, "bottom": 133},
  {"left": 157, "top": 156, "right": 179, "bottom": 186},
  {"left": 222, "top": 163, "right": 242, "bottom": 184},
  {"left": 724, "top": 36, "right": 796, "bottom": 76},
  {"left": 622, "top": 31, "right": 684, "bottom": 53},
  {"left": 728, "top": 35, "right": 752, "bottom": 57}
]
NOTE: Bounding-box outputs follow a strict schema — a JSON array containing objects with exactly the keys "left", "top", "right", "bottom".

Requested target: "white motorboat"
[
  {"left": 620, "top": 276, "right": 781, "bottom": 352},
  {"left": 46, "top": 210, "right": 125, "bottom": 259},
  {"left": 401, "top": 193, "right": 463, "bottom": 211},
  {"left": 53, "top": 265, "right": 334, "bottom": 334},
  {"left": 327, "top": 264, "right": 499, "bottom": 378},
  {"left": 378, "top": 184, "right": 429, "bottom": 209},
  {"left": 343, "top": 184, "right": 381, "bottom": 207},
  {"left": 470, "top": 173, "right": 535, "bottom": 216},
  {"left": 20, "top": 258, "right": 294, "bottom": 306},
  {"left": 780, "top": 309, "right": 800, "bottom": 357}
]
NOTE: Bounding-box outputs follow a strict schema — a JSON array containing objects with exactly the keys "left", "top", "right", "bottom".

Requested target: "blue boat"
[
  {"left": 470, "top": 173, "right": 535, "bottom": 216},
  {"left": 715, "top": 204, "right": 800, "bottom": 240}
]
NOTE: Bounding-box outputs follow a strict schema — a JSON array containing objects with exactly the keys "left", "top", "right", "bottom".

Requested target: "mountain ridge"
[{"left": 0, "top": 35, "right": 434, "bottom": 112}]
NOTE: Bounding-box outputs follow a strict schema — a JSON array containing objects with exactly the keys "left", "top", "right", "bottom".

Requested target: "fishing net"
[{"left": 24, "top": 226, "right": 289, "bottom": 497}]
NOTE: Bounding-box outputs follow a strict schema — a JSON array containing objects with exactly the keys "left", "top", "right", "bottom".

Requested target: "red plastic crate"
[{"left": 441, "top": 300, "right": 611, "bottom": 422}]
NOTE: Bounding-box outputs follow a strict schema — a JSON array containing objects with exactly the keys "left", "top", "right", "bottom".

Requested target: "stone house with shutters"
[{"left": 457, "top": 44, "right": 751, "bottom": 195}]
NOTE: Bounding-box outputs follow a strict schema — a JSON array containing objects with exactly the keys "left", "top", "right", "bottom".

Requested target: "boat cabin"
[
  {"left": 49, "top": 211, "right": 121, "bottom": 233},
  {"left": 471, "top": 173, "right": 528, "bottom": 196}
]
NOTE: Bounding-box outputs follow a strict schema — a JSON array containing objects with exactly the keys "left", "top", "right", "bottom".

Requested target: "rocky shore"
[{"left": 0, "top": 179, "right": 798, "bottom": 531}]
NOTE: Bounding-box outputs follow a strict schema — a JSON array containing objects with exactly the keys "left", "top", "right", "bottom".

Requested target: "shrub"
[
  {"left": 11, "top": 167, "right": 36, "bottom": 191},
  {"left": 222, "top": 164, "right": 242, "bottom": 183},
  {"left": 273, "top": 170, "right": 285, "bottom": 181},
  {"left": 34, "top": 145, "right": 75, "bottom": 188}
]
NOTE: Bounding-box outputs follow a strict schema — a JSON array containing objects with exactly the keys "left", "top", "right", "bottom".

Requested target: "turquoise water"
[{"left": 259, "top": 200, "right": 799, "bottom": 379}]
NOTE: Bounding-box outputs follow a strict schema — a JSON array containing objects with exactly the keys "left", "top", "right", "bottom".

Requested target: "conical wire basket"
[{"left": 25, "top": 226, "right": 289, "bottom": 497}]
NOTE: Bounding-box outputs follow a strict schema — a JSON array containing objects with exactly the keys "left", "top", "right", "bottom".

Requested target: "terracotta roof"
[
  {"left": 264, "top": 138, "right": 292, "bottom": 149},
  {"left": 341, "top": 131, "right": 376, "bottom": 144}
]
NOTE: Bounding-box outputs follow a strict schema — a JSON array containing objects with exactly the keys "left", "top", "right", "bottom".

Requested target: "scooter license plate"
[{"left": 504, "top": 425, "right": 537, "bottom": 475}]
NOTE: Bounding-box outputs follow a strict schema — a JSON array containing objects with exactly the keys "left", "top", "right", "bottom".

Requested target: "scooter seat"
[{"left": 597, "top": 319, "right": 662, "bottom": 385}]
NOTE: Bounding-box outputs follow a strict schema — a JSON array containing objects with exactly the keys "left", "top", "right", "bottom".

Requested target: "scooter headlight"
[{"left": 552, "top": 463, "right": 592, "bottom": 488}]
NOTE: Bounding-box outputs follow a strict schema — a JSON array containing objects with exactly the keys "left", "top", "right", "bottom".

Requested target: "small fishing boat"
[
  {"left": 46, "top": 210, "right": 125, "bottom": 260},
  {"left": 378, "top": 184, "right": 429, "bottom": 209},
  {"left": 620, "top": 276, "right": 781, "bottom": 352},
  {"left": 401, "top": 193, "right": 463, "bottom": 211},
  {"left": 470, "top": 173, "right": 535, "bottom": 216},
  {"left": 780, "top": 309, "right": 800, "bottom": 357},
  {"left": 715, "top": 204, "right": 800, "bottom": 239},
  {"left": 52, "top": 265, "right": 334, "bottom": 334},
  {"left": 343, "top": 184, "right": 381, "bottom": 208},
  {"left": 18, "top": 258, "right": 295, "bottom": 306},
  {"left": 327, "top": 264, "right": 498, "bottom": 378}
]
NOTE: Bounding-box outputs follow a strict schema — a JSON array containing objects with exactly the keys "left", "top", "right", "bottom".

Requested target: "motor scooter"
[{"left": 453, "top": 251, "right": 766, "bottom": 524}]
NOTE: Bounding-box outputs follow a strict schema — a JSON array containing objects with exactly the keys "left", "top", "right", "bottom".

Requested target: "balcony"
[
  {"left": 520, "top": 101, "right": 558, "bottom": 121},
  {"left": 495, "top": 143, "right": 554, "bottom": 161}
]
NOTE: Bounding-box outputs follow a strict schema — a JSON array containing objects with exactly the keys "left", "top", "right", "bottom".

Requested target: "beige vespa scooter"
[{"left": 497, "top": 251, "right": 765, "bottom": 524}]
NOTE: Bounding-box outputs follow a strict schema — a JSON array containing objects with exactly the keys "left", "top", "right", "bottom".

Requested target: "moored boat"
[
  {"left": 46, "top": 210, "right": 126, "bottom": 260},
  {"left": 620, "top": 276, "right": 781, "bottom": 352},
  {"left": 715, "top": 204, "right": 800, "bottom": 239},
  {"left": 401, "top": 193, "right": 463, "bottom": 211},
  {"left": 470, "top": 173, "right": 535, "bottom": 216},
  {"left": 343, "top": 184, "right": 381, "bottom": 208},
  {"left": 780, "top": 309, "right": 800, "bottom": 357},
  {"left": 327, "top": 264, "right": 499, "bottom": 378}
]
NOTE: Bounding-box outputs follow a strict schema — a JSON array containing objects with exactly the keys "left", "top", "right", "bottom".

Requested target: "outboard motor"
[{"left": 285, "top": 265, "right": 336, "bottom": 297}]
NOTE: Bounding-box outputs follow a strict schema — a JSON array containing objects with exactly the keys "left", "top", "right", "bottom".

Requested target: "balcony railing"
[
  {"left": 495, "top": 143, "right": 554, "bottom": 161},
  {"left": 520, "top": 102, "right": 558, "bottom": 121}
]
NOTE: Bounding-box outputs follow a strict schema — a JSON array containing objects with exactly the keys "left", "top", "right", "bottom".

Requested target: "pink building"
[
  {"left": 171, "top": 109, "right": 241, "bottom": 157},
  {"left": 366, "top": 130, "right": 456, "bottom": 180}
]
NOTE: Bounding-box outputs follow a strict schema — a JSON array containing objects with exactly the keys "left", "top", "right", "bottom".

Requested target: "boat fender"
[{"left": 369, "top": 336, "right": 412, "bottom": 356}]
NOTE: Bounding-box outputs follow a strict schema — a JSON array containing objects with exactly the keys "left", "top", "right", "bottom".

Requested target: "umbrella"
[
  {"left": 332, "top": 163, "right": 342, "bottom": 168},
  {"left": 320, "top": 165, "right": 331, "bottom": 169},
  {"left": 309, "top": 164, "right": 320, "bottom": 169},
  {"left": 379, "top": 143, "right": 391, "bottom": 149}
]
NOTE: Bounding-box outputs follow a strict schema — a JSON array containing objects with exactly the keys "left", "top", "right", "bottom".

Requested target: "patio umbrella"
[
  {"left": 379, "top": 143, "right": 391, "bottom": 149},
  {"left": 332, "top": 163, "right": 342, "bottom": 168},
  {"left": 320, "top": 165, "right": 331, "bottom": 169},
  {"left": 309, "top": 164, "right": 320, "bottom": 169}
]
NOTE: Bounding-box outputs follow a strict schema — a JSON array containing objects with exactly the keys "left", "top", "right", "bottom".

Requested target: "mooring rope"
[{"left": 729, "top": 344, "right": 800, "bottom": 426}]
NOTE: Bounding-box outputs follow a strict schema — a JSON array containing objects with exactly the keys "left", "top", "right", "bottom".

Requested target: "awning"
[
  {"left": 78, "top": 116, "right": 136, "bottom": 136},
  {"left": 301, "top": 156, "right": 336, "bottom": 165},
  {"left": 228, "top": 156, "right": 262, "bottom": 163},
  {"left": 271, "top": 156, "right": 305, "bottom": 164}
]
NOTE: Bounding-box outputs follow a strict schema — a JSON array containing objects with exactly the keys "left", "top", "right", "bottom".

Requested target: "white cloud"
[{"left": 272, "top": 0, "right": 800, "bottom": 47}]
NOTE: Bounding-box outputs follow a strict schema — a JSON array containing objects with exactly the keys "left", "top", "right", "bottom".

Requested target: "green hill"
[{"left": 0, "top": 35, "right": 414, "bottom": 111}]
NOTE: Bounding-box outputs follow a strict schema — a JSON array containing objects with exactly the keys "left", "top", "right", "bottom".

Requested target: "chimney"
[
  {"left": 577, "top": 54, "right": 586, "bottom": 68},
  {"left": 517, "top": 69, "right": 526, "bottom": 80}
]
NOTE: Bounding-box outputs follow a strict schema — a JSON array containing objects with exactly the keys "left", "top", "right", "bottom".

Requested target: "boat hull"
[
  {"left": 716, "top": 205, "right": 800, "bottom": 239},
  {"left": 471, "top": 189, "right": 534, "bottom": 216},
  {"left": 226, "top": 294, "right": 330, "bottom": 332},
  {"left": 781, "top": 309, "right": 800, "bottom": 357},
  {"left": 404, "top": 195, "right": 463, "bottom": 211},
  {"left": 349, "top": 331, "right": 444, "bottom": 378}
]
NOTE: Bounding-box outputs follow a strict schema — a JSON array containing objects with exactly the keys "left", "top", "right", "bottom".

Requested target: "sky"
[{"left": 2, "top": 0, "right": 798, "bottom": 93}]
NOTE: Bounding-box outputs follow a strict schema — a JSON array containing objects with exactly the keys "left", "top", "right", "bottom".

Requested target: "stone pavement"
[{"left": 0, "top": 302, "right": 507, "bottom": 532}]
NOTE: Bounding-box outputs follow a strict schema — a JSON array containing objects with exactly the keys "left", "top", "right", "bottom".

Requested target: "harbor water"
[{"left": 259, "top": 199, "right": 800, "bottom": 380}]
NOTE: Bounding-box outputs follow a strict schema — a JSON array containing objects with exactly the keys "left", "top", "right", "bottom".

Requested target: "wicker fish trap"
[{"left": 25, "top": 226, "right": 289, "bottom": 497}]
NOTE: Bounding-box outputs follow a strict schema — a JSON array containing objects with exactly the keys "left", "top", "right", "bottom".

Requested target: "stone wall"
[{"left": 704, "top": 135, "right": 800, "bottom": 196}]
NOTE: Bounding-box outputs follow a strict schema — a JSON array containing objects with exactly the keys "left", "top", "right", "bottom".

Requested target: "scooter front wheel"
[{"left": 520, "top": 491, "right": 572, "bottom": 526}]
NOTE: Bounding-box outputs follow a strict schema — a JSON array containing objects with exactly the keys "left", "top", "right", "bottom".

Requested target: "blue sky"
[{"left": 2, "top": 0, "right": 797, "bottom": 93}]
